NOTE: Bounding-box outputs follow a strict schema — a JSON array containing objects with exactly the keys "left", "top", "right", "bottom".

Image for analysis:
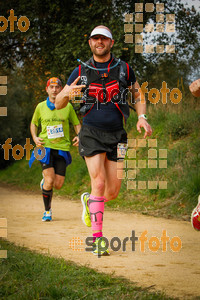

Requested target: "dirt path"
[{"left": 0, "top": 186, "right": 199, "bottom": 299}]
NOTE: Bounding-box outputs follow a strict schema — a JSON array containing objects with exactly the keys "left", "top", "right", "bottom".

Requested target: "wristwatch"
[{"left": 138, "top": 114, "right": 147, "bottom": 120}]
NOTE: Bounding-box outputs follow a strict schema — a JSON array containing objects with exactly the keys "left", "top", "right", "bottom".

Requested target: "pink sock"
[
  {"left": 104, "top": 197, "right": 109, "bottom": 202},
  {"left": 88, "top": 195, "right": 105, "bottom": 232},
  {"left": 93, "top": 231, "right": 103, "bottom": 242}
]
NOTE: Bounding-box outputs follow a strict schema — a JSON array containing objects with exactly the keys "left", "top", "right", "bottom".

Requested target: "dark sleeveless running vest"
[{"left": 78, "top": 55, "right": 130, "bottom": 123}]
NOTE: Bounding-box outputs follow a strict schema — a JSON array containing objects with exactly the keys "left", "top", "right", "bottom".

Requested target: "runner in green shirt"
[{"left": 30, "top": 77, "right": 81, "bottom": 222}]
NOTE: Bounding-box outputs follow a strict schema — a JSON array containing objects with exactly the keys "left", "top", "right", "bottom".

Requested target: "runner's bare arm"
[
  {"left": 129, "top": 81, "right": 152, "bottom": 138},
  {"left": 189, "top": 79, "right": 200, "bottom": 97},
  {"left": 55, "top": 77, "right": 85, "bottom": 109},
  {"left": 73, "top": 124, "right": 81, "bottom": 135},
  {"left": 30, "top": 123, "right": 44, "bottom": 146},
  {"left": 72, "top": 124, "right": 81, "bottom": 146}
]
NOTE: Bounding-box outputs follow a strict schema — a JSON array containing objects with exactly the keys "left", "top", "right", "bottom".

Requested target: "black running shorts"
[
  {"left": 78, "top": 125, "right": 127, "bottom": 162},
  {"left": 40, "top": 149, "right": 67, "bottom": 176}
]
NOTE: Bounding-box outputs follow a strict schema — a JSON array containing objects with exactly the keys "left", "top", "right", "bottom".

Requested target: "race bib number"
[
  {"left": 47, "top": 124, "right": 64, "bottom": 139},
  {"left": 117, "top": 143, "right": 127, "bottom": 159}
]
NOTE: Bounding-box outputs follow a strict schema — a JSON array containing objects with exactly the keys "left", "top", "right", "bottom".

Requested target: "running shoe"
[
  {"left": 92, "top": 237, "right": 110, "bottom": 256},
  {"left": 81, "top": 192, "right": 91, "bottom": 227},
  {"left": 191, "top": 195, "right": 200, "bottom": 231},
  {"left": 42, "top": 210, "right": 52, "bottom": 222},
  {"left": 40, "top": 173, "right": 44, "bottom": 190}
]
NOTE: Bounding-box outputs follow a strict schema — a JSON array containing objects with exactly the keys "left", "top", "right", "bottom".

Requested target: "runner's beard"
[
  {"left": 94, "top": 49, "right": 109, "bottom": 57},
  {"left": 92, "top": 45, "right": 112, "bottom": 58}
]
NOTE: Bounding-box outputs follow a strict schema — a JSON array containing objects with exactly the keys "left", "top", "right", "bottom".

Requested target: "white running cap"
[{"left": 90, "top": 27, "right": 113, "bottom": 39}]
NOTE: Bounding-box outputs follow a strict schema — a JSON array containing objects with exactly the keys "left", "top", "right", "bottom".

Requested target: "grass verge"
[{"left": 0, "top": 239, "right": 173, "bottom": 300}]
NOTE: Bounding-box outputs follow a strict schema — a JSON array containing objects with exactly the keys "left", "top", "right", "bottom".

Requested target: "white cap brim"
[{"left": 90, "top": 28, "right": 113, "bottom": 39}]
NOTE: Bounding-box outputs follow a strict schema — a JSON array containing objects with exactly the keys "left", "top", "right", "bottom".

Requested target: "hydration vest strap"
[
  {"left": 78, "top": 65, "right": 81, "bottom": 77},
  {"left": 126, "top": 63, "right": 129, "bottom": 81},
  {"left": 114, "top": 102, "right": 126, "bottom": 124},
  {"left": 107, "top": 58, "right": 114, "bottom": 73},
  {"left": 83, "top": 103, "right": 95, "bottom": 117}
]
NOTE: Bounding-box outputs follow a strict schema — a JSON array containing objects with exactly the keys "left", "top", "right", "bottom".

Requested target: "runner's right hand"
[
  {"left": 33, "top": 137, "right": 44, "bottom": 146},
  {"left": 55, "top": 76, "right": 85, "bottom": 109},
  {"left": 72, "top": 135, "right": 79, "bottom": 147},
  {"left": 68, "top": 76, "right": 86, "bottom": 98}
]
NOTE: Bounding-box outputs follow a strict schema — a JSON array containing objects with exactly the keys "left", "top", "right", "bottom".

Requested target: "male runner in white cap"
[{"left": 56, "top": 25, "right": 152, "bottom": 255}]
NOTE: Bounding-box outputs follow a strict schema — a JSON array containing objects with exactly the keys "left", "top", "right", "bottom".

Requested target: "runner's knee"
[
  {"left": 106, "top": 192, "right": 118, "bottom": 200},
  {"left": 44, "top": 176, "right": 54, "bottom": 189},
  {"left": 54, "top": 181, "right": 64, "bottom": 190},
  {"left": 92, "top": 177, "right": 105, "bottom": 194},
  {"left": 105, "top": 187, "right": 120, "bottom": 200}
]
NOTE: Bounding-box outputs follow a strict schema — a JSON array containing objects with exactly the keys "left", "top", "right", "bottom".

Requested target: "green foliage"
[
  {"left": 0, "top": 69, "right": 33, "bottom": 169},
  {"left": 165, "top": 111, "right": 200, "bottom": 140},
  {"left": 0, "top": 240, "right": 171, "bottom": 299},
  {"left": 1, "top": 0, "right": 199, "bottom": 80}
]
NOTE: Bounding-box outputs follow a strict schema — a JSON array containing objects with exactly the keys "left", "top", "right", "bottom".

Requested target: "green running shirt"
[{"left": 31, "top": 101, "right": 80, "bottom": 151}]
